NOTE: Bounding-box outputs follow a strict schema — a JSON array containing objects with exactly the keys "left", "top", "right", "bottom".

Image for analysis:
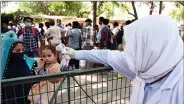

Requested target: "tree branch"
[
  {"left": 121, "top": 3, "right": 136, "bottom": 18},
  {"left": 159, "top": 1, "right": 163, "bottom": 14},
  {"left": 131, "top": 1, "right": 138, "bottom": 19},
  {"left": 178, "top": 1, "right": 184, "bottom": 6}
]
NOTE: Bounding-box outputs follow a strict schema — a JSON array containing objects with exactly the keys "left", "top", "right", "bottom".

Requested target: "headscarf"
[
  {"left": 124, "top": 14, "right": 183, "bottom": 82},
  {"left": 122, "top": 15, "right": 183, "bottom": 103},
  {"left": 1, "top": 33, "right": 37, "bottom": 79}
]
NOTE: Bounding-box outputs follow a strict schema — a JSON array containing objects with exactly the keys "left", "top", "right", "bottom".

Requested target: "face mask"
[
  {"left": 85, "top": 22, "right": 90, "bottom": 26},
  {"left": 25, "top": 22, "right": 32, "bottom": 27},
  {"left": 1, "top": 26, "right": 8, "bottom": 33},
  {"left": 10, "top": 52, "right": 24, "bottom": 62}
]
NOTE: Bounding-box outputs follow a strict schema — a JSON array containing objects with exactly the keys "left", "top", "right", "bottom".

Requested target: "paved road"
[{"left": 56, "top": 72, "right": 132, "bottom": 104}]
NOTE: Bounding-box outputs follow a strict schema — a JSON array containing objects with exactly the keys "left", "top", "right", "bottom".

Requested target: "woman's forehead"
[
  {"left": 42, "top": 49, "right": 53, "bottom": 54},
  {"left": 13, "top": 43, "right": 24, "bottom": 48}
]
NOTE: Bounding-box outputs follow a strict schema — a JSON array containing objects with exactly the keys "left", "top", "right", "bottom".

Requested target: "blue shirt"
[{"left": 68, "top": 28, "right": 82, "bottom": 49}]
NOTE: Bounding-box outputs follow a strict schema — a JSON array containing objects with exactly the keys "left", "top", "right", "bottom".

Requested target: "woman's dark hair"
[
  {"left": 113, "top": 22, "right": 119, "bottom": 27},
  {"left": 68, "top": 23, "right": 71, "bottom": 26},
  {"left": 23, "top": 17, "right": 33, "bottom": 22},
  {"left": 76, "top": 21, "right": 83, "bottom": 29},
  {"left": 99, "top": 17, "right": 104, "bottom": 22},
  {"left": 103, "top": 19, "right": 109, "bottom": 25},
  {"left": 40, "top": 45, "right": 60, "bottom": 63},
  {"left": 45, "top": 22, "right": 50, "bottom": 28},
  {"left": 49, "top": 20, "right": 55, "bottom": 26},
  {"left": 39, "top": 23, "right": 44, "bottom": 28},
  {"left": 72, "top": 21, "right": 79, "bottom": 28},
  {"left": 12, "top": 42, "right": 24, "bottom": 52},
  {"left": 85, "top": 19, "right": 92, "bottom": 23},
  {"left": 94, "top": 25, "right": 99, "bottom": 30}
]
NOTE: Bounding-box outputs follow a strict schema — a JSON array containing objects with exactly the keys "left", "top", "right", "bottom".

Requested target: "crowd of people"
[
  {"left": 1, "top": 15, "right": 133, "bottom": 104},
  {"left": 2, "top": 16, "right": 137, "bottom": 69},
  {"left": 1, "top": 14, "right": 184, "bottom": 104}
]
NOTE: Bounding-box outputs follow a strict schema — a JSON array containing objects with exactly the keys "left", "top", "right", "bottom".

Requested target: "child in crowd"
[
  {"left": 56, "top": 43, "right": 71, "bottom": 71},
  {"left": 28, "top": 45, "right": 62, "bottom": 104}
]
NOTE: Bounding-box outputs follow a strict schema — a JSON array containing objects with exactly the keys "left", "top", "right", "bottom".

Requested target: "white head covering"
[
  {"left": 123, "top": 15, "right": 183, "bottom": 104},
  {"left": 123, "top": 15, "right": 183, "bottom": 83}
]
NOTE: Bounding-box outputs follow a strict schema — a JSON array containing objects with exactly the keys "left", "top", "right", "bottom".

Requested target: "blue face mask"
[{"left": 25, "top": 22, "right": 32, "bottom": 27}]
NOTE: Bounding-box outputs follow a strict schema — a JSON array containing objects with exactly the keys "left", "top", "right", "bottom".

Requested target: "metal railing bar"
[
  {"left": 49, "top": 76, "right": 67, "bottom": 104},
  {"left": 72, "top": 76, "right": 97, "bottom": 104},
  {"left": 1, "top": 67, "right": 112, "bottom": 86}
]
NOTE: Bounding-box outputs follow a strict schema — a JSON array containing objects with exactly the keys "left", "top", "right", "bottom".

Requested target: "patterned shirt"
[
  {"left": 82, "top": 26, "right": 94, "bottom": 49},
  {"left": 17, "top": 28, "right": 43, "bottom": 51},
  {"left": 100, "top": 25, "right": 111, "bottom": 49}
]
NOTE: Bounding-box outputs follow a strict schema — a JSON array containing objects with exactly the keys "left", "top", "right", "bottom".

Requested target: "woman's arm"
[{"left": 75, "top": 50, "right": 136, "bottom": 79}]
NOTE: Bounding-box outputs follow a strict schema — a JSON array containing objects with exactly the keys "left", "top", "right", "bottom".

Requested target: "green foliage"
[
  {"left": 18, "top": 1, "right": 89, "bottom": 17},
  {"left": 97, "top": 2, "right": 130, "bottom": 19},
  {"left": 1, "top": 10, "right": 25, "bottom": 24},
  {"left": 1, "top": 9, "right": 47, "bottom": 23},
  {"left": 19, "top": 2, "right": 51, "bottom": 14},
  {"left": 168, "top": 2, "right": 184, "bottom": 22}
]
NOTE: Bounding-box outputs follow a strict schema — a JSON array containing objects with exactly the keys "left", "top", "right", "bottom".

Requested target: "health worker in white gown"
[{"left": 63, "top": 15, "right": 183, "bottom": 104}]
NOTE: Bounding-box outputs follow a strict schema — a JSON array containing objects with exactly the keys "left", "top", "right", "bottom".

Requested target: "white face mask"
[{"left": 25, "top": 22, "right": 32, "bottom": 27}]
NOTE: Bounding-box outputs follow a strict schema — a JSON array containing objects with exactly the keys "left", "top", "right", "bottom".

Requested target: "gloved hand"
[{"left": 62, "top": 47, "right": 76, "bottom": 59}]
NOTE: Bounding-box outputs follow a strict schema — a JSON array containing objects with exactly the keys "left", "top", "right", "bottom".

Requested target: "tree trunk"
[
  {"left": 131, "top": 1, "right": 138, "bottom": 19},
  {"left": 92, "top": 1, "right": 97, "bottom": 42},
  {"left": 149, "top": 1, "right": 154, "bottom": 15},
  {"left": 93, "top": 1, "right": 97, "bottom": 27},
  {"left": 159, "top": 1, "right": 163, "bottom": 14}
]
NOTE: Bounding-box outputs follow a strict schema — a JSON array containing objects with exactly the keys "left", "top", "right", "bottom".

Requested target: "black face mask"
[{"left": 10, "top": 52, "right": 24, "bottom": 62}]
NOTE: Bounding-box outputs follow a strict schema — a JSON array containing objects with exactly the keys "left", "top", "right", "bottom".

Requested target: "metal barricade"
[{"left": 1, "top": 67, "right": 132, "bottom": 104}]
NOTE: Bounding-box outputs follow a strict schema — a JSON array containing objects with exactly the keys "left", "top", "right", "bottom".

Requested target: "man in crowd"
[
  {"left": 44, "top": 21, "right": 50, "bottom": 30},
  {"left": 17, "top": 17, "right": 45, "bottom": 57},
  {"left": 100, "top": 18, "right": 111, "bottom": 49},
  {"left": 96, "top": 17, "right": 104, "bottom": 45},
  {"left": 57, "top": 19, "right": 64, "bottom": 28},
  {"left": 45, "top": 20, "right": 65, "bottom": 46},
  {"left": 82, "top": 19, "right": 94, "bottom": 50},
  {"left": 82, "top": 19, "right": 96, "bottom": 68},
  {"left": 68, "top": 21, "right": 82, "bottom": 69},
  {"left": 8, "top": 21, "right": 17, "bottom": 33},
  {"left": 64, "top": 23, "right": 72, "bottom": 45},
  {"left": 1, "top": 15, "right": 17, "bottom": 39}
]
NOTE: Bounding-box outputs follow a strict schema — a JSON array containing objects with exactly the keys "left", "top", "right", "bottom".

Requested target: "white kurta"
[
  {"left": 75, "top": 50, "right": 183, "bottom": 104},
  {"left": 73, "top": 15, "right": 184, "bottom": 104}
]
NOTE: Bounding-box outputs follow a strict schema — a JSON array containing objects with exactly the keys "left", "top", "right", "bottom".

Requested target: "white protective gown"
[{"left": 74, "top": 15, "right": 184, "bottom": 104}]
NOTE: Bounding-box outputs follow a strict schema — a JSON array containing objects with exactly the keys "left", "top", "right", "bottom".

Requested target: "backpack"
[
  {"left": 116, "top": 28, "right": 124, "bottom": 44},
  {"left": 21, "top": 27, "right": 37, "bottom": 37},
  {"left": 109, "top": 29, "right": 118, "bottom": 50},
  {"left": 108, "top": 28, "right": 114, "bottom": 49}
]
